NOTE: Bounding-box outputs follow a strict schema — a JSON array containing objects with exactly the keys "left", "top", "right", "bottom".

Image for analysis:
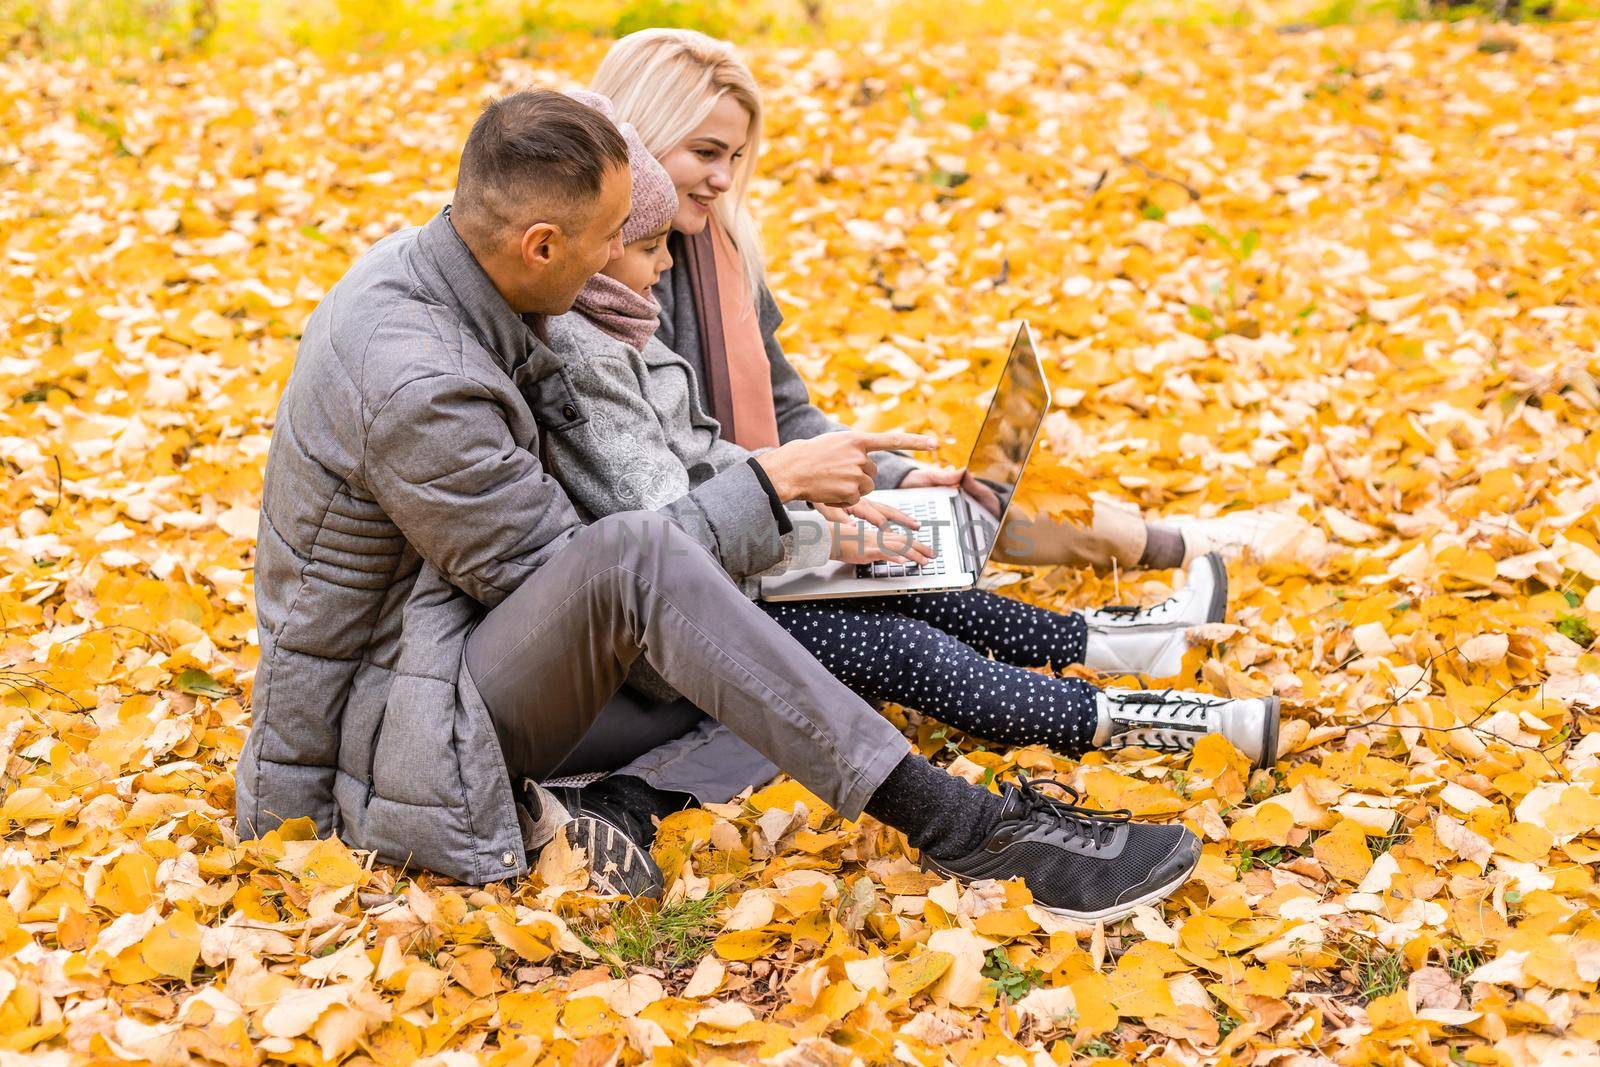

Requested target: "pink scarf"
[
  {"left": 572, "top": 272, "right": 662, "bottom": 352},
  {"left": 709, "top": 220, "right": 781, "bottom": 451}
]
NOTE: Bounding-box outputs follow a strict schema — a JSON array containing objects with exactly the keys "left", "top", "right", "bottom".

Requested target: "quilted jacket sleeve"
[
  {"left": 363, "top": 372, "right": 586, "bottom": 609},
  {"left": 366, "top": 368, "right": 787, "bottom": 604}
]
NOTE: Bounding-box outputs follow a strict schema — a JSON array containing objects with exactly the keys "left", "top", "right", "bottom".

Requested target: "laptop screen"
[{"left": 957, "top": 324, "right": 1051, "bottom": 569}]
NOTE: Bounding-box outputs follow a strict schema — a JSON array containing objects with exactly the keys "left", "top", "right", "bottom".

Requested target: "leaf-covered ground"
[{"left": 2, "top": 18, "right": 1599, "bottom": 1067}]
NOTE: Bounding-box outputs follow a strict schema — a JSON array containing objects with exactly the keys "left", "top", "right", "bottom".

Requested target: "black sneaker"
[
  {"left": 528, "top": 778, "right": 666, "bottom": 898},
  {"left": 918, "top": 774, "right": 1201, "bottom": 923}
]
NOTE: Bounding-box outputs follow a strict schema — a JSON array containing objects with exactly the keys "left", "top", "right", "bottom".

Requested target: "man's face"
[{"left": 540, "top": 164, "right": 631, "bottom": 314}]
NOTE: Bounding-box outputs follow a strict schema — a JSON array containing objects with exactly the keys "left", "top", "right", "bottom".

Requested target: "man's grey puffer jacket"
[{"left": 236, "top": 207, "right": 788, "bottom": 885}]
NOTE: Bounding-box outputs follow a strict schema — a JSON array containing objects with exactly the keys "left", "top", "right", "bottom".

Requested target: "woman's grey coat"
[{"left": 653, "top": 233, "right": 917, "bottom": 491}]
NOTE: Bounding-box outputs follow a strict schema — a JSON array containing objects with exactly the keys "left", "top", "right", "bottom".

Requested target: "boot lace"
[
  {"left": 1104, "top": 728, "right": 1197, "bottom": 754},
  {"left": 1011, "top": 773, "right": 1133, "bottom": 850},
  {"left": 1091, "top": 582, "right": 1193, "bottom": 623},
  {"left": 1111, "top": 689, "right": 1219, "bottom": 728}
]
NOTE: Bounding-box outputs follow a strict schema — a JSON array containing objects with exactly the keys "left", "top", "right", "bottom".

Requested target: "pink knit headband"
[{"left": 567, "top": 89, "right": 680, "bottom": 245}]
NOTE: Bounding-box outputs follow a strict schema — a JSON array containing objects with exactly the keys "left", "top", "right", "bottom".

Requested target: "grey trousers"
[
  {"left": 462, "top": 511, "right": 908, "bottom": 820},
  {"left": 533, "top": 506, "right": 1159, "bottom": 798},
  {"left": 541, "top": 683, "right": 779, "bottom": 806}
]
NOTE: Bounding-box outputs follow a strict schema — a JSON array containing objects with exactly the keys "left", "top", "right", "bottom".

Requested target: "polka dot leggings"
[{"left": 759, "top": 589, "right": 1099, "bottom": 755}]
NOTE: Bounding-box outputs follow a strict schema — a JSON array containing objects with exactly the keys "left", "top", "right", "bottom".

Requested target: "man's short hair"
[{"left": 453, "top": 89, "right": 630, "bottom": 244}]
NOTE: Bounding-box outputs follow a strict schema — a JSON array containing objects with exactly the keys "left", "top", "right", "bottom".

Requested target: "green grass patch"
[
  {"left": 983, "top": 948, "right": 1045, "bottom": 1001},
  {"left": 15, "top": 0, "right": 1600, "bottom": 62},
  {"left": 1336, "top": 938, "right": 1409, "bottom": 1002},
  {"left": 1556, "top": 614, "right": 1596, "bottom": 648},
  {"left": 579, "top": 885, "right": 732, "bottom": 977}
]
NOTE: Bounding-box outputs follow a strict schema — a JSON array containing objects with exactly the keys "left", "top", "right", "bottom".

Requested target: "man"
[{"left": 236, "top": 89, "right": 1202, "bottom": 922}]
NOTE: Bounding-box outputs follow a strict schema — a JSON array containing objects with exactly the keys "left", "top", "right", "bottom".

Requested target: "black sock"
[
  {"left": 863, "top": 752, "right": 1005, "bottom": 862},
  {"left": 1139, "top": 523, "right": 1186, "bottom": 569}
]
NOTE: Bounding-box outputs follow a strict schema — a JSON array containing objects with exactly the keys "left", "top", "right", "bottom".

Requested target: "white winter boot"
[
  {"left": 1081, "top": 552, "right": 1228, "bottom": 677},
  {"left": 1093, "top": 688, "right": 1281, "bottom": 768},
  {"left": 1167, "top": 511, "right": 1311, "bottom": 564}
]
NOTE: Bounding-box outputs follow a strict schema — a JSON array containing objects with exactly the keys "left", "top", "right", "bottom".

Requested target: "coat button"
[
  {"left": 501, "top": 851, "right": 516, "bottom": 866},
  {"left": 562, "top": 403, "right": 577, "bottom": 420}
]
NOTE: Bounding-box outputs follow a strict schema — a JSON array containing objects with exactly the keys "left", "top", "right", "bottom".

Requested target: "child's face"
[{"left": 601, "top": 227, "right": 674, "bottom": 297}]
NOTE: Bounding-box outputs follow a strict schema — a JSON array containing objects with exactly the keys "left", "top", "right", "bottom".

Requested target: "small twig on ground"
[
  {"left": 1324, "top": 644, "right": 1582, "bottom": 776},
  {"left": 1120, "top": 154, "right": 1202, "bottom": 200}
]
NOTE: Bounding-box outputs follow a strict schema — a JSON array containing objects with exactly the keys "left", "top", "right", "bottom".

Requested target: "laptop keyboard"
[{"left": 854, "top": 499, "right": 954, "bottom": 580}]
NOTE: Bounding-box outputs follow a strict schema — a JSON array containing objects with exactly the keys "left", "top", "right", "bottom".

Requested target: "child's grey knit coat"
[{"left": 540, "top": 310, "right": 833, "bottom": 598}]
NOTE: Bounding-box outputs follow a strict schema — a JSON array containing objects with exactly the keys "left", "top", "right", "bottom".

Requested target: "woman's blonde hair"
[{"left": 592, "top": 29, "right": 766, "bottom": 296}]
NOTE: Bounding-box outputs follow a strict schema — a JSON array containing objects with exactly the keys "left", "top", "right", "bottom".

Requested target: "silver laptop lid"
[{"left": 956, "top": 322, "right": 1052, "bottom": 571}]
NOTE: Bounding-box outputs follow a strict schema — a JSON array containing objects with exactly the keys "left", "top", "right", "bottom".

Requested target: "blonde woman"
[{"left": 593, "top": 27, "right": 1220, "bottom": 573}]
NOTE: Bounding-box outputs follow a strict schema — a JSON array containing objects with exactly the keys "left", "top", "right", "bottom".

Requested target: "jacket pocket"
[{"left": 523, "top": 365, "right": 589, "bottom": 432}]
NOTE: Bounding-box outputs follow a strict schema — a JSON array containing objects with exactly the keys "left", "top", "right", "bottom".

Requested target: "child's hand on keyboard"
[
  {"left": 814, "top": 499, "right": 919, "bottom": 532},
  {"left": 826, "top": 516, "right": 936, "bottom": 567}
]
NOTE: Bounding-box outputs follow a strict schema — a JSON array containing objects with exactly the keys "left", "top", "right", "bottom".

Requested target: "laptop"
[{"left": 759, "top": 322, "right": 1052, "bottom": 601}]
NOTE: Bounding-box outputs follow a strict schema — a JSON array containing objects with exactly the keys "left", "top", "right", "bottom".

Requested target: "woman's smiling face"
[{"left": 659, "top": 94, "right": 751, "bottom": 235}]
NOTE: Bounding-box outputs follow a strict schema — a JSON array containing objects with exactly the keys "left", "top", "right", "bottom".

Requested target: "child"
[{"left": 537, "top": 91, "right": 1280, "bottom": 768}]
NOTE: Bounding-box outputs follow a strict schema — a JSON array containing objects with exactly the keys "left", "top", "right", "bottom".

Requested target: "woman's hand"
[
  {"left": 899, "top": 464, "right": 1003, "bottom": 517},
  {"left": 755, "top": 430, "right": 937, "bottom": 506},
  {"left": 896, "top": 464, "right": 965, "bottom": 490}
]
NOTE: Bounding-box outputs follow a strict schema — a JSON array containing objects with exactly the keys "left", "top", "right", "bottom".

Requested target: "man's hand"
[{"left": 756, "top": 430, "right": 937, "bottom": 507}]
